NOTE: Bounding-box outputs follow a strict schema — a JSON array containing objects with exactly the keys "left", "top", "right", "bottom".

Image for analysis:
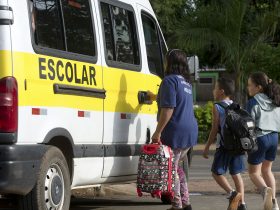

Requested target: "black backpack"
[{"left": 216, "top": 102, "right": 257, "bottom": 155}]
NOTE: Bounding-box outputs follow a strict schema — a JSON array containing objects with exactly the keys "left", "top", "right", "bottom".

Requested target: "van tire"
[{"left": 18, "top": 146, "right": 71, "bottom": 210}]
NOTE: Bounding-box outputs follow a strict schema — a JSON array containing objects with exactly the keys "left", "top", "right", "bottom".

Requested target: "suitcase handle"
[{"left": 142, "top": 144, "right": 160, "bottom": 154}]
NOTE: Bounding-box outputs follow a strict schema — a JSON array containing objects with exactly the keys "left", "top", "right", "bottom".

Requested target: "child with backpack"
[
  {"left": 203, "top": 78, "right": 247, "bottom": 210},
  {"left": 246, "top": 72, "right": 280, "bottom": 210}
]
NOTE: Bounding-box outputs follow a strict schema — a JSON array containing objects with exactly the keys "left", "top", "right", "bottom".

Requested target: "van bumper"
[{"left": 0, "top": 144, "right": 48, "bottom": 195}]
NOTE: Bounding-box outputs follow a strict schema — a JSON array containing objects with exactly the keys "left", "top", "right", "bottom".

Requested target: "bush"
[{"left": 194, "top": 101, "right": 213, "bottom": 143}]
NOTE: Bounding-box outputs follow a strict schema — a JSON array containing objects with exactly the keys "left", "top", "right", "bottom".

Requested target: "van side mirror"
[{"left": 187, "top": 55, "right": 199, "bottom": 81}]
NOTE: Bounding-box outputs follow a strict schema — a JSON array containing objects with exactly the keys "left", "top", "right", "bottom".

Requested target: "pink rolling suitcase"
[{"left": 137, "top": 144, "right": 175, "bottom": 199}]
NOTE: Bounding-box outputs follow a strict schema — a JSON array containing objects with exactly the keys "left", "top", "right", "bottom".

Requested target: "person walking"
[
  {"left": 203, "top": 78, "right": 247, "bottom": 210},
  {"left": 149, "top": 49, "right": 198, "bottom": 210},
  {"left": 246, "top": 72, "right": 280, "bottom": 210}
]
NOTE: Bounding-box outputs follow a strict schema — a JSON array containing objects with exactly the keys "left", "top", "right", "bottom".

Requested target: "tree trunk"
[
  {"left": 234, "top": 69, "right": 247, "bottom": 107},
  {"left": 234, "top": 70, "right": 241, "bottom": 103}
]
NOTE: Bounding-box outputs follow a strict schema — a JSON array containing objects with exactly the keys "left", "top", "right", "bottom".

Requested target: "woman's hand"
[
  {"left": 146, "top": 91, "right": 157, "bottom": 101},
  {"left": 151, "top": 131, "right": 161, "bottom": 144}
]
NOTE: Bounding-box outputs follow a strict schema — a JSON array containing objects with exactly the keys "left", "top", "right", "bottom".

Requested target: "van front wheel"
[{"left": 18, "top": 146, "right": 71, "bottom": 210}]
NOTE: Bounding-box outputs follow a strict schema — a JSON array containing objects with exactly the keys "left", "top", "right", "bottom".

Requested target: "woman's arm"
[
  {"left": 152, "top": 108, "right": 174, "bottom": 143},
  {"left": 203, "top": 105, "right": 219, "bottom": 159}
]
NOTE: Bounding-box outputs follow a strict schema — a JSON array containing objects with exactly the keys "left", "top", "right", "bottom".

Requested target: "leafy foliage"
[
  {"left": 246, "top": 43, "right": 280, "bottom": 83},
  {"left": 150, "top": 0, "right": 186, "bottom": 38},
  {"left": 151, "top": 0, "right": 279, "bottom": 103},
  {"left": 172, "top": 0, "right": 278, "bottom": 77},
  {"left": 194, "top": 102, "right": 213, "bottom": 143}
]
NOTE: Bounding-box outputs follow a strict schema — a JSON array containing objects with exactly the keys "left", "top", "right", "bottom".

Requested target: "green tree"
[
  {"left": 171, "top": 0, "right": 279, "bottom": 102},
  {"left": 246, "top": 43, "right": 280, "bottom": 82},
  {"left": 150, "top": 0, "right": 195, "bottom": 47}
]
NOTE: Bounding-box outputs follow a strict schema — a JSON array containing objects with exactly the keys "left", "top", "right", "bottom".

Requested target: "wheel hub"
[
  {"left": 45, "top": 164, "right": 64, "bottom": 210},
  {"left": 51, "top": 175, "right": 63, "bottom": 205}
]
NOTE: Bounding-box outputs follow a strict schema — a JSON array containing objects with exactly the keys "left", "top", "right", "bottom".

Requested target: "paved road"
[
  {"left": 70, "top": 193, "right": 266, "bottom": 210},
  {"left": 189, "top": 153, "right": 280, "bottom": 180},
  {"left": 0, "top": 192, "right": 276, "bottom": 210},
  {"left": 0, "top": 153, "right": 279, "bottom": 210},
  {"left": 69, "top": 153, "right": 279, "bottom": 210}
]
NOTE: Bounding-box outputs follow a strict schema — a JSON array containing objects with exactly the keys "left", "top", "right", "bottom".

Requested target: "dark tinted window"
[
  {"left": 61, "top": 0, "right": 95, "bottom": 56},
  {"left": 31, "top": 0, "right": 96, "bottom": 57},
  {"left": 142, "top": 14, "right": 164, "bottom": 77},
  {"left": 101, "top": 3, "right": 115, "bottom": 60},
  {"left": 33, "top": 0, "right": 64, "bottom": 50},
  {"left": 101, "top": 3, "right": 140, "bottom": 65}
]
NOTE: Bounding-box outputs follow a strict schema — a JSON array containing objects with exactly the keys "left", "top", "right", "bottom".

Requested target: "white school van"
[{"left": 0, "top": 0, "right": 168, "bottom": 209}]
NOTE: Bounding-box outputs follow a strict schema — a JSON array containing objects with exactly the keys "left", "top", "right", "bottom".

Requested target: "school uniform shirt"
[
  {"left": 246, "top": 93, "right": 280, "bottom": 137},
  {"left": 157, "top": 74, "right": 198, "bottom": 149},
  {"left": 214, "top": 100, "right": 233, "bottom": 148}
]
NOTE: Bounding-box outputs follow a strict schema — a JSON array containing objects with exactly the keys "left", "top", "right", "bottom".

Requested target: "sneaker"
[
  {"left": 166, "top": 208, "right": 182, "bottom": 210},
  {"left": 183, "top": 204, "right": 192, "bottom": 210},
  {"left": 262, "top": 187, "right": 273, "bottom": 210},
  {"left": 272, "top": 198, "right": 279, "bottom": 210},
  {"left": 227, "top": 191, "right": 242, "bottom": 210},
  {"left": 237, "top": 204, "right": 247, "bottom": 210}
]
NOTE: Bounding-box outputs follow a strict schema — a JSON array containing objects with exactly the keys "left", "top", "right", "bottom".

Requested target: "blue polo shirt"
[
  {"left": 157, "top": 74, "right": 198, "bottom": 149},
  {"left": 215, "top": 100, "right": 233, "bottom": 148}
]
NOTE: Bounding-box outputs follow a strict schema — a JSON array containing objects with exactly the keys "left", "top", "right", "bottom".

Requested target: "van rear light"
[{"left": 0, "top": 77, "right": 18, "bottom": 133}]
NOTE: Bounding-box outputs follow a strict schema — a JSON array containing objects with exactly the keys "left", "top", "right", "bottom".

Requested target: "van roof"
[{"left": 117, "top": 0, "right": 155, "bottom": 15}]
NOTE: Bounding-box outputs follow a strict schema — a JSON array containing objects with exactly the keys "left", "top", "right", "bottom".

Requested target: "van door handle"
[{"left": 138, "top": 91, "right": 152, "bottom": 105}]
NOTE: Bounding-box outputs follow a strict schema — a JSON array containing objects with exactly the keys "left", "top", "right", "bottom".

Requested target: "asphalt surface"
[
  {"left": 189, "top": 153, "right": 280, "bottom": 180},
  {"left": 0, "top": 193, "right": 276, "bottom": 210},
  {"left": 0, "top": 153, "right": 279, "bottom": 210},
  {"left": 71, "top": 152, "right": 280, "bottom": 210},
  {"left": 70, "top": 193, "right": 266, "bottom": 210}
]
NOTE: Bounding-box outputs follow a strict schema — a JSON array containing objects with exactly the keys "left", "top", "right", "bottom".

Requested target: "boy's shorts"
[
  {"left": 248, "top": 132, "right": 278, "bottom": 165},
  {"left": 211, "top": 147, "right": 246, "bottom": 175}
]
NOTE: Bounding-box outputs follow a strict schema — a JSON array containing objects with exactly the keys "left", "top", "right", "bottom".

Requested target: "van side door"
[{"left": 99, "top": 0, "right": 153, "bottom": 178}]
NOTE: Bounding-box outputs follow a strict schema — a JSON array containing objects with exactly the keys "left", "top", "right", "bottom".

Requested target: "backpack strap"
[
  {"left": 214, "top": 101, "right": 230, "bottom": 110},
  {"left": 214, "top": 102, "right": 230, "bottom": 143}
]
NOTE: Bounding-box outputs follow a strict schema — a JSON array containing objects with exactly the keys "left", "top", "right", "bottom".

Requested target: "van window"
[
  {"left": 101, "top": 2, "right": 140, "bottom": 66},
  {"left": 141, "top": 13, "right": 165, "bottom": 77},
  {"left": 61, "top": 0, "right": 95, "bottom": 56},
  {"left": 32, "top": 0, "right": 96, "bottom": 57},
  {"left": 33, "top": 0, "right": 64, "bottom": 50}
]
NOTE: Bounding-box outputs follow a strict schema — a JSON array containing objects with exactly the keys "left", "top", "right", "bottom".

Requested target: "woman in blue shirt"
[{"left": 149, "top": 49, "right": 198, "bottom": 210}]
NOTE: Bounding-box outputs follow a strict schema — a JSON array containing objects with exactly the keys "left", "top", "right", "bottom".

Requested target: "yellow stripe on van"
[
  {"left": 10, "top": 51, "right": 160, "bottom": 114},
  {"left": 0, "top": 50, "right": 13, "bottom": 78},
  {"left": 103, "top": 66, "right": 160, "bottom": 114}
]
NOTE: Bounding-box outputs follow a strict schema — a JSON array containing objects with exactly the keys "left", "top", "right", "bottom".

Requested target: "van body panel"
[
  {"left": 17, "top": 107, "right": 104, "bottom": 144},
  {"left": 0, "top": 51, "right": 12, "bottom": 78},
  {"left": 8, "top": 0, "right": 33, "bottom": 53},
  {"left": 12, "top": 51, "right": 104, "bottom": 144},
  {"left": 71, "top": 157, "right": 104, "bottom": 187},
  {"left": 0, "top": 0, "right": 167, "bottom": 197},
  {"left": 0, "top": 0, "right": 12, "bottom": 77}
]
